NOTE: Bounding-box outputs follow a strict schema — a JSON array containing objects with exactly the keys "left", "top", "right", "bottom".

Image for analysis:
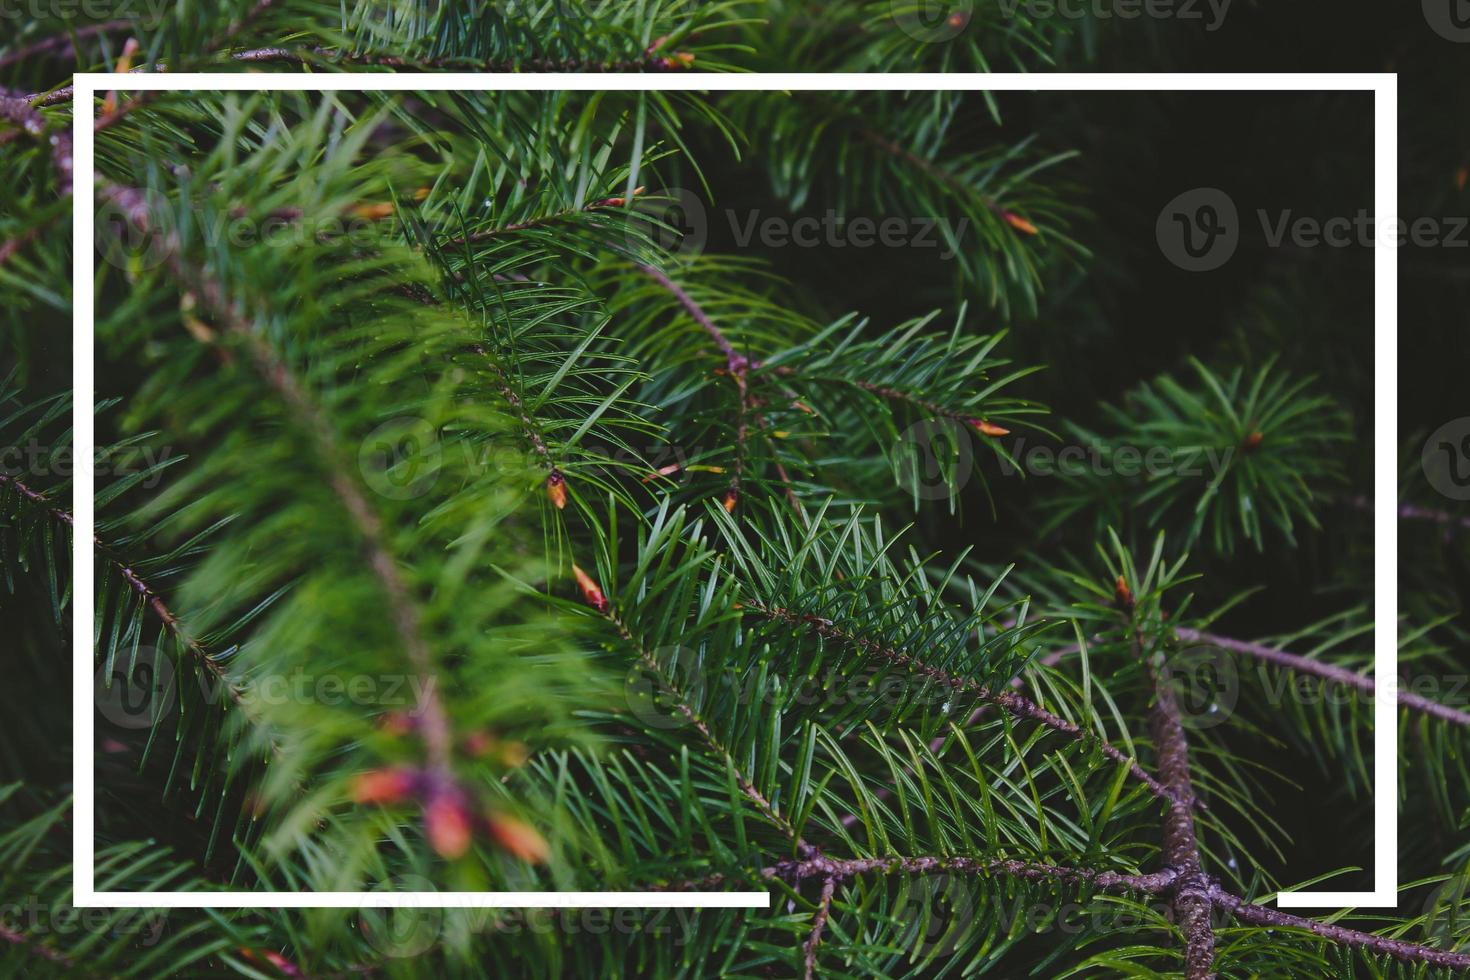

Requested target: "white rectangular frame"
[{"left": 72, "top": 71, "right": 1396, "bottom": 910}]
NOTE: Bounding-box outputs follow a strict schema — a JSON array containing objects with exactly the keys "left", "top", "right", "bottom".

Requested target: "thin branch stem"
[
  {"left": 1210, "top": 886, "right": 1470, "bottom": 971},
  {"left": 745, "top": 601, "right": 1192, "bottom": 810},
  {"left": 639, "top": 263, "right": 757, "bottom": 511},
  {"left": 1176, "top": 627, "right": 1470, "bottom": 729},
  {"left": 801, "top": 875, "right": 836, "bottom": 980},
  {"left": 1136, "top": 626, "right": 1215, "bottom": 980},
  {"left": 26, "top": 45, "right": 694, "bottom": 107},
  {"left": 598, "top": 602, "right": 814, "bottom": 856},
  {"left": 0, "top": 20, "right": 131, "bottom": 70}
]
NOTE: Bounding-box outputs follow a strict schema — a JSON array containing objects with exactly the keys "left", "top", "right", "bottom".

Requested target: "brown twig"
[
  {"left": 24, "top": 44, "right": 695, "bottom": 107},
  {"left": 1136, "top": 626, "right": 1216, "bottom": 979},
  {"left": 0, "top": 20, "right": 131, "bottom": 70},
  {"left": 0, "top": 94, "right": 71, "bottom": 194},
  {"left": 1175, "top": 627, "right": 1470, "bottom": 729},
  {"left": 639, "top": 263, "right": 758, "bottom": 512},
  {"left": 1210, "top": 885, "right": 1470, "bottom": 970}
]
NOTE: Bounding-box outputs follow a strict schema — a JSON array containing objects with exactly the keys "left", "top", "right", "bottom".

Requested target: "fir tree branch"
[
  {"left": 765, "top": 853, "right": 1180, "bottom": 894},
  {"left": 1175, "top": 627, "right": 1470, "bottom": 729},
  {"left": 98, "top": 182, "right": 455, "bottom": 776},
  {"left": 1209, "top": 886, "right": 1470, "bottom": 971},
  {"left": 0, "top": 20, "right": 131, "bottom": 70},
  {"left": 25, "top": 43, "right": 696, "bottom": 107},
  {"left": 0, "top": 471, "right": 256, "bottom": 718},
  {"left": 1348, "top": 493, "right": 1470, "bottom": 532},
  {"left": 801, "top": 874, "right": 836, "bottom": 980},
  {"left": 0, "top": 922, "right": 78, "bottom": 970},
  {"left": 1007, "top": 620, "right": 1470, "bottom": 729},
  {"left": 0, "top": 93, "right": 71, "bottom": 194},
  {"left": 585, "top": 586, "right": 814, "bottom": 855},
  {"left": 639, "top": 263, "right": 755, "bottom": 511},
  {"left": 1136, "top": 626, "right": 1215, "bottom": 980},
  {"left": 744, "top": 601, "right": 1193, "bottom": 810}
]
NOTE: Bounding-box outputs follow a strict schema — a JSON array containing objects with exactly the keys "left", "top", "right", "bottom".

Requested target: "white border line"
[{"left": 73, "top": 71, "right": 1396, "bottom": 910}]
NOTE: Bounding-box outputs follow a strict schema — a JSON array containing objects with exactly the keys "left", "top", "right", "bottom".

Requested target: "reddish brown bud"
[
  {"left": 1002, "top": 210, "right": 1038, "bottom": 235},
  {"left": 463, "top": 731, "right": 530, "bottom": 767},
  {"left": 350, "top": 201, "right": 396, "bottom": 220},
  {"left": 722, "top": 489, "right": 738, "bottom": 513},
  {"left": 661, "top": 52, "right": 696, "bottom": 69},
  {"left": 351, "top": 768, "right": 418, "bottom": 805},
  {"left": 1242, "top": 430, "right": 1263, "bottom": 452},
  {"left": 970, "top": 419, "right": 1010, "bottom": 437},
  {"left": 641, "top": 462, "right": 683, "bottom": 484},
  {"left": 1114, "top": 575, "right": 1134, "bottom": 610},
  {"left": 377, "top": 711, "right": 418, "bottom": 736},
  {"left": 546, "top": 470, "right": 567, "bottom": 510},
  {"left": 424, "top": 791, "right": 473, "bottom": 859},
  {"left": 572, "top": 563, "right": 609, "bottom": 614},
  {"left": 486, "top": 812, "right": 550, "bottom": 864}
]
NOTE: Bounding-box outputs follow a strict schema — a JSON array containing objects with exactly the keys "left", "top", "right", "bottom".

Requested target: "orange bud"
[
  {"left": 414, "top": 186, "right": 431, "bottom": 202},
  {"left": 971, "top": 419, "right": 1010, "bottom": 437},
  {"left": 641, "top": 462, "right": 683, "bottom": 484},
  {"left": 377, "top": 712, "right": 418, "bottom": 736},
  {"left": 546, "top": 470, "right": 567, "bottom": 510},
  {"left": 351, "top": 768, "right": 417, "bottom": 805},
  {"left": 572, "top": 563, "right": 609, "bottom": 614},
  {"left": 351, "top": 201, "right": 396, "bottom": 220},
  {"left": 1242, "top": 430, "right": 1263, "bottom": 452},
  {"left": 424, "top": 792, "right": 473, "bottom": 859},
  {"left": 486, "top": 813, "right": 550, "bottom": 864},
  {"left": 1002, "top": 210, "right": 1038, "bottom": 235},
  {"left": 102, "top": 37, "right": 140, "bottom": 115},
  {"left": 1457, "top": 165, "right": 1468, "bottom": 192},
  {"left": 263, "top": 951, "right": 302, "bottom": 977},
  {"left": 948, "top": 11, "right": 970, "bottom": 28},
  {"left": 662, "top": 52, "right": 696, "bottom": 69},
  {"left": 722, "top": 489, "right": 738, "bottom": 513},
  {"left": 1114, "top": 575, "right": 1133, "bottom": 610}
]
